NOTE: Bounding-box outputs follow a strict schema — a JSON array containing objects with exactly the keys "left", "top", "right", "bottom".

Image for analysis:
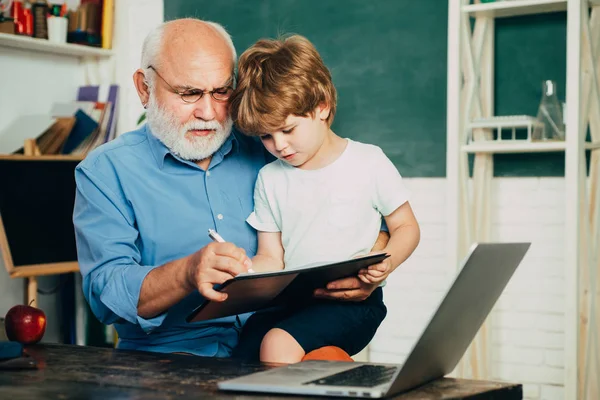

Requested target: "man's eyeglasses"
[{"left": 147, "top": 65, "right": 234, "bottom": 103}]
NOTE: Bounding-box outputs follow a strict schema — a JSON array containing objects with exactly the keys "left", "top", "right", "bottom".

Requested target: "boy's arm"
[
  {"left": 372, "top": 230, "right": 390, "bottom": 252},
  {"left": 251, "top": 231, "right": 285, "bottom": 272},
  {"left": 246, "top": 169, "right": 284, "bottom": 272},
  {"left": 359, "top": 202, "right": 420, "bottom": 284}
]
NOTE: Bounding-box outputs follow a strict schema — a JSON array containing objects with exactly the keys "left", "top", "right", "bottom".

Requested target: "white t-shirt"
[{"left": 246, "top": 139, "right": 410, "bottom": 269}]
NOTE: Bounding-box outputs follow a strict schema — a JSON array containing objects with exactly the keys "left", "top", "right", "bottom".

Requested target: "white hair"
[
  {"left": 146, "top": 93, "right": 233, "bottom": 161},
  {"left": 140, "top": 19, "right": 237, "bottom": 88},
  {"left": 140, "top": 24, "right": 165, "bottom": 88}
]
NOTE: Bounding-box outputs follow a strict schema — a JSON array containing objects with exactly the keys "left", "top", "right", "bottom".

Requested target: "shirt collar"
[
  {"left": 145, "top": 124, "right": 240, "bottom": 170},
  {"left": 209, "top": 129, "right": 240, "bottom": 168},
  {"left": 145, "top": 125, "right": 171, "bottom": 169}
]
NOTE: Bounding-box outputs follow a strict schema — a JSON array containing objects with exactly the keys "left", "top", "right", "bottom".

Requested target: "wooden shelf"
[
  {"left": 462, "top": 141, "right": 600, "bottom": 153},
  {"left": 469, "top": 115, "right": 540, "bottom": 129},
  {"left": 463, "top": 0, "right": 568, "bottom": 18},
  {"left": 0, "top": 32, "right": 113, "bottom": 58},
  {"left": 463, "top": 0, "right": 600, "bottom": 18}
]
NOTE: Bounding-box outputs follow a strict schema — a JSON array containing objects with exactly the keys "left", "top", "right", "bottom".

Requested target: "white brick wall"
[
  {"left": 370, "top": 177, "right": 566, "bottom": 400},
  {"left": 370, "top": 178, "right": 451, "bottom": 365}
]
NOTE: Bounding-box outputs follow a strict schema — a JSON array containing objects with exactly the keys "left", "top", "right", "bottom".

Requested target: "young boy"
[{"left": 228, "top": 35, "right": 420, "bottom": 364}]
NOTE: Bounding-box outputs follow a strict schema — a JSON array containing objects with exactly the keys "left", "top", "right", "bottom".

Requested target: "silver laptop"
[{"left": 218, "top": 242, "right": 530, "bottom": 398}]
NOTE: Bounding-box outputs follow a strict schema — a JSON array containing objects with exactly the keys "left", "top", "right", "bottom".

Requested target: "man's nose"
[{"left": 192, "top": 94, "right": 217, "bottom": 121}]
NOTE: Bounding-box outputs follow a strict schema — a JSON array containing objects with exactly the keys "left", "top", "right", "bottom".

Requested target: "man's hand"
[
  {"left": 186, "top": 242, "right": 252, "bottom": 302},
  {"left": 313, "top": 276, "right": 379, "bottom": 302}
]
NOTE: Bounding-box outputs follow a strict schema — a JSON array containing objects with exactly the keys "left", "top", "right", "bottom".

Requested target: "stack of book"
[
  {"left": 67, "top": 0, "right": 115, "bottom": 49},
  {"left": 7, "top": 0, "right": 114, "bottom": 49},
  {"left": 0, "top": 84, "right": 119, "bottom": 156}
]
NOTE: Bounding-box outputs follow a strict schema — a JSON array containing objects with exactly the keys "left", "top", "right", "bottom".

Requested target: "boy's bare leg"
[{"left": 260, "top": 328, "right": 305, "bottom": 364}]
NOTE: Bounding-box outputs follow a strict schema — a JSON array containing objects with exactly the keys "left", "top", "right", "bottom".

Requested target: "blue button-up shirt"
[{"left": 73, "top": 124, "right": 269, "bottom": 356}]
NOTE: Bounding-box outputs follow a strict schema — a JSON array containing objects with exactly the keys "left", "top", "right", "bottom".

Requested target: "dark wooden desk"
[{"left": 0, "top": 344, "right": 522, "bottom": 399}]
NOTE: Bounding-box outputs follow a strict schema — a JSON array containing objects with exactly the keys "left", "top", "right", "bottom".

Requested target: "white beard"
[{"left": 146, "top": 95, "right": 232, "bottom": 161}]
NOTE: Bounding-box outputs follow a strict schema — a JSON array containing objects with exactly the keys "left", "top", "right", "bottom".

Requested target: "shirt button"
[
  {"left": 217, "top": 214, "right": 224, "bottom": 220},
  {"left": 206, "top": 171, "right": 211, "bottom": 177}
]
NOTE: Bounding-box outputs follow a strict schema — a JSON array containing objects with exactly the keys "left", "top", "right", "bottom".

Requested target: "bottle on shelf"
[{"left": 532, "top": 80, "right": 565, "bottom": 141}]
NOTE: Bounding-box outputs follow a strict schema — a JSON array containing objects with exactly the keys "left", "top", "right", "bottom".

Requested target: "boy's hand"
[
  {"left": 358, "top": 256, "right": 392, "bottom": 284},
  {"left": 314, "top": 276, "right": 378, "bottom": 302}
]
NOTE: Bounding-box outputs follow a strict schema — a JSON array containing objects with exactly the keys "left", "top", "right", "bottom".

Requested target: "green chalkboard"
[{"left": 165, "top": 1, "right": 567, "bottom": 177}]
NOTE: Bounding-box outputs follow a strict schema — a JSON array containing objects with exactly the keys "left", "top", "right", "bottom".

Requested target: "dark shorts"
[{"left": 232, "top": 287, "right": 387, "bottom": 361}]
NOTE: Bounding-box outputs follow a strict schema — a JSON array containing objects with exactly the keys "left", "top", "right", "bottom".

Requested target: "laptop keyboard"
[{"left": 303, "top": 365, "right": 397, "bottom": 388}]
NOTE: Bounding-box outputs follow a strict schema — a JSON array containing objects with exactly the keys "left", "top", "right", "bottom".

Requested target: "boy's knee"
[
  {"left": 260, "top": 328, "right": 304, "bottom": 363},
  {"left": 262, "top": 328, "right": 296, "bottom": 348}
]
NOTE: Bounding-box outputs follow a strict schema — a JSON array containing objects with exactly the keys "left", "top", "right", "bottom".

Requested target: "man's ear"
[
  {"left": 133, "top": 69, "right": 151, "bottom": 108},
  {"left": 318, "top": 103, "right": 331, "bottom": 121}
]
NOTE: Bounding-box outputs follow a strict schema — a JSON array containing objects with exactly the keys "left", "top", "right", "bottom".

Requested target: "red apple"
[{"left": 5, "top": 304, "right": 46, "bottom": 344}]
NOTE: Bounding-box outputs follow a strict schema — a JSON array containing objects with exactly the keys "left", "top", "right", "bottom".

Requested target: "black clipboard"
[{"left": 186, "top": 253, "right": 390, "bottom": 323}]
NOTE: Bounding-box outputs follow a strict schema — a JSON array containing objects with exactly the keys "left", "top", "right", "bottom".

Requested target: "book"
[
  {"left": 71, "top": 102, "right": 112, "bottom": 155},
  {"left": 50, "top": 101, "right": 97, "bottom": 118},
  {"left": 186, "top": 253, "right": 389, "bottom": 323},
  {"left": 77, "top": 85, "right": 119, "bottom": 143},
  {"left": 37, "top": 117, "right": 76, "bottom": 154},
  {"left": 61, "top": 109, "right": 99, "bottom": 154},
  {"left": 101, "top": 0, "right": 114, "bottom": 49}
]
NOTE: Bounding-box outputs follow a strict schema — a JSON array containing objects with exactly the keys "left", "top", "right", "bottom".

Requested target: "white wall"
[
  {"left": 113, "top": 0, "right": 164, "bottom": 136},
  {"left": 0, "top": 48, "right": 86, "bottom": 138},
  {"left": 370, "top": 177, "right": 566, "bottom": 400}
]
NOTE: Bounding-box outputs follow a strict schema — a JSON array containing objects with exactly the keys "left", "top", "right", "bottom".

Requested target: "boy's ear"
[{"left": 318, "top": 103, "right": 331, "bottom": 121}]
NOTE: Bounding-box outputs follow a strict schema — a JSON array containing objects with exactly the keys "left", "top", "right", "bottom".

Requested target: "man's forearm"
[{"left": 137, "top": 255, "right": 195, "bottom": 319}]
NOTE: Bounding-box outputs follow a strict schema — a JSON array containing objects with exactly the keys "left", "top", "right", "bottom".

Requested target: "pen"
[
  {"left": 208, "top": 228, "right": 225, "bottom": 243},
  {"left": 207, "top": 229, "right": 254, "bottom": 273}
]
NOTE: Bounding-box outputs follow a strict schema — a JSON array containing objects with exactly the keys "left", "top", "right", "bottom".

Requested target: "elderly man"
[{"left": 73, "top": 18, "right": 384, "bottom": 357}]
